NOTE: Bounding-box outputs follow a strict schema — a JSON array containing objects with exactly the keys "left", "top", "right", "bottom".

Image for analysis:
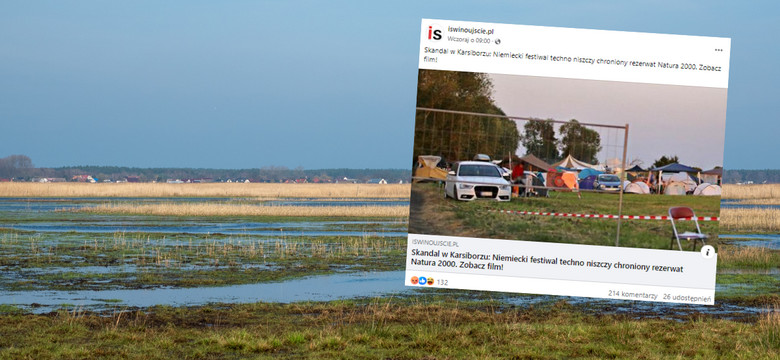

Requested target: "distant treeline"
[
  {"left": 0, "top": 155, "right": 411, "bottom": 183},
  {"left": 723, "top": 169, "right": 780, "bottom": 184}
]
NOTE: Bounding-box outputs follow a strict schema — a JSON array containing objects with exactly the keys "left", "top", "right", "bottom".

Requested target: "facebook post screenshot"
[{"left": 407, "top": 19, "right": 731, "bottom": 305}]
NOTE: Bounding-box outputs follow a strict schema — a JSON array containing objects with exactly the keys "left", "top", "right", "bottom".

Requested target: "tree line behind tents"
[
  {"left": 520, "top": 119, "right": 602, "bottom": 165},
  {"left": 414, "top": 69, "right": 602, "bottom": 165},
  {"left": 414, "top": 70, "right": 520, "bottom": 163}
]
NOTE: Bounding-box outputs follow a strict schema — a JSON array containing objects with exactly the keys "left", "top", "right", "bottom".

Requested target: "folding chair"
[{"left": 668, "top": 207, "right": 708, "bottom": 251}]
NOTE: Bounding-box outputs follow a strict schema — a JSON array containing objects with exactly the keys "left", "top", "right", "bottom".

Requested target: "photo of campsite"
[{"left": 409, "top": 70, "right": 727, "bottom": 250}]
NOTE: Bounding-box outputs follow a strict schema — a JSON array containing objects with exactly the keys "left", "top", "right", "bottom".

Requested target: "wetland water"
[{"left": 0, "top": 197, "right": 776, "bottom": 319}]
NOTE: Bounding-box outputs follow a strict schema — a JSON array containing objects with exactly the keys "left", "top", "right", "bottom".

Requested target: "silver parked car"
[{"left": 445, "top": 161, "right": 512, "bottom": 201}]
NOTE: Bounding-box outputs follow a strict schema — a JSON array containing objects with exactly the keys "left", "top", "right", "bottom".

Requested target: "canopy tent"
[
  {"left": 553, "top": 155, "right": 595, "bottom": 170},
  {"left": 650, "top": 163, "right": 699, "bottom": 172},
  {"left": 413, "top": 155, "right": 447, "bottom": 182},
  {"left": 518, "top": 154, "right": 553, "bottom": 172},
  {"left": 578, "top": 168, "right": 603, "bottom": 180},
  {"left": 700, "top": 167, "right": 723, "bottom": 185},
  {"left": 626, "top": 164, "right": 645, "bottom": 172},
  {"left": 664, "top": 182, "right": 687, "bottom": 195},
  {"left": 625, "top": 182, "right": 650, "bottom": 194},
  {"left": 693, "top": 183, "right": 722, "bottom": 196},
  {"left": 650, "top": 163, "right": 700, "bottom": 193}
]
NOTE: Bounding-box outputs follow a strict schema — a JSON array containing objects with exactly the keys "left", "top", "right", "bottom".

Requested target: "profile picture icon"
[
  {"left": 418, "top": 277, "right": 427, "bottom": 285},
  {"left": 410, "top": 276, "right": 418, "bottom": 285}
]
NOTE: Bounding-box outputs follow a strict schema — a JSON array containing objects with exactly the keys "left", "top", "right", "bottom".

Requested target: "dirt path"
[{"left": 408, "top": 183, "right": 481, "bottom": 237}]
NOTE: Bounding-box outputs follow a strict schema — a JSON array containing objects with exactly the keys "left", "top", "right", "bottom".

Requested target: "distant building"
[
  {"left": 367, "top": 179, "right": 387, "bottom": 184},
  {"left": 126, "top": 176, "right": 141, "bottom": 183},
  {"left": 72, "top": 175, "right": 96, "bottom": 183},
  {"left": 167, "top": 179, "right": 184, "bottom": 184}
]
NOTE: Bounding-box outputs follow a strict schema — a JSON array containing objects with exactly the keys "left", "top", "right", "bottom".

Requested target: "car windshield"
[
  {"left": 458, "top": 164, "right": 501, "bottom": 177},
  {"left": 599, "top": 175, "right": 620, "bottom": 182}
]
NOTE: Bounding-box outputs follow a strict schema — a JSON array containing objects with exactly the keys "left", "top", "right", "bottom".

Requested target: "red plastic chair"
[{"left": 669, "top": 207, "right": 708, "bottom": 251}]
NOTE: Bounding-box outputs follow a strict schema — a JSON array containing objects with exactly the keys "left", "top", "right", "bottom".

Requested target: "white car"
[{"left": 445, "top": 161, "right": 512, "bottom": 201}]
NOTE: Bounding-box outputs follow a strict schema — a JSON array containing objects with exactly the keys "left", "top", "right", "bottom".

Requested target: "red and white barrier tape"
[{"left": 492, "top": 209, "right": 719, "bottom": 221}]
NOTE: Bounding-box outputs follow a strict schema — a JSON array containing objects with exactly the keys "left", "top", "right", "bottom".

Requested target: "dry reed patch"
[
  {"left": 72, "top": 203, "right": 409, "bottom": 217},
  {"left": 717, "top": 245, "right": 778, "bottom": 268},
  {"left": 0, "top": 182, "right": 411, "bottom": 199},
  {"left": 720, "top": 207, "right": 780, "bottom": 232},
  {"left": 722, "top": 184, "right": 780, "bottom": 200}
]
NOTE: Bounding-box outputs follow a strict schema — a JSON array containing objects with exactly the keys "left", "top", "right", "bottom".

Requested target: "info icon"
[{"left": 410, "top": 276, "right": 418, "bottom": 285}]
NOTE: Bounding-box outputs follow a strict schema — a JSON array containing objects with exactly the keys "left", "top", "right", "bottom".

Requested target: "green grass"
[
  {"left": 0, "top": 300, "right": 777, "bottom": 359},
  {"left": 411, "top": 183, "right": 721, "bottom": 250}
]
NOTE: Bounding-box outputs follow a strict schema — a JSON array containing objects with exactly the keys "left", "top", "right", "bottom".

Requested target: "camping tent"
[
  {"left": 413, "top": 155, "right": 447, "bottom": 182},
  {"left": 562, "top": 171, "right": 579, "bottom": 190},
  {"left": 553, "top": 155, "right": 595, "bottom": 170},
  {"left": 549, "top": 170, "right": 579, "bottom": 190},
  {"left": 578, "top": 168, "right": 603, "bottom": 180},
  {"left": 693, "top": 183, "right": 722, "bottom": 196},
  {"left": 664, "top": 182, "right": 687, "bottom": 195},
  {"left": 650, "top": 163, "right": 700, "bottom": 193},
  {"left": 579, "top": 175, "right": 597, "bottom": 190},
  {"left": 701, "top": 168, "right": 723, "bottom": 185},
  {"left": 625, "top": 182, "right": 650, "bottom": 194},
  {"left": 662, "top": 173, "right": 698, "bottom": 192},
  {"left": 626, "top": 165, "right": 645, "bottom": 172},
  {"left": 664, "top": 172, "right": 698, "bottom": 192}
]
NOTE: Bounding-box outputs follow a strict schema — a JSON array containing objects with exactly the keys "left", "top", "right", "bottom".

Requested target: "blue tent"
[
  {"left": 626, "top": 165, "right": 645, "bottom": 172},
  {"left": 578, "top": 168, "right": 603, "bottom": 179},
  {"left": 649, "top": 163, "right": 698, "bottom": 172},
  {"left": 579, "top": 175, "right": 597, "bottom": 190}
]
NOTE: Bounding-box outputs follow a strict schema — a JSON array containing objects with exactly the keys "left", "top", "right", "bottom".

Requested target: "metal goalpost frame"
[{"left": 413, "top": 107, "right": 630, "bottom": 247}]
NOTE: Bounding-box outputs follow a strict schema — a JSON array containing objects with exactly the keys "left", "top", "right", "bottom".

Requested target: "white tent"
[
  {"left": 693, "top": 183, "right": 722, "bottom": 196},
  {"left": 663, "top": 172, "right": 697, "bottom": 192},
  {"left": 664, "top": 182, "right": 687, "bottom": 195},
  {"left": 625, "top": 182, "right": 650, "bottom": 194},
  {"left": 553, "top": 155, "right": 595, "bottom": 170}
]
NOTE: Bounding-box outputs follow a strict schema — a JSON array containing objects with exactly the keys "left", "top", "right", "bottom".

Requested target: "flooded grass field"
[
  {"left": 0, "top": 197, "right": 408, "bottom": 294},
  {"left": 0, "top": 194, "right": 775, "bottom": 317},
  {"left": 0, "top": 185, "right": 777, "bottom": 358}
]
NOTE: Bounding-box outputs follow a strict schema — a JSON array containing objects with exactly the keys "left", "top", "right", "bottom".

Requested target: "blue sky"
[{"left": 1, "top": 1, "right": 777, "bottom": 170}]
